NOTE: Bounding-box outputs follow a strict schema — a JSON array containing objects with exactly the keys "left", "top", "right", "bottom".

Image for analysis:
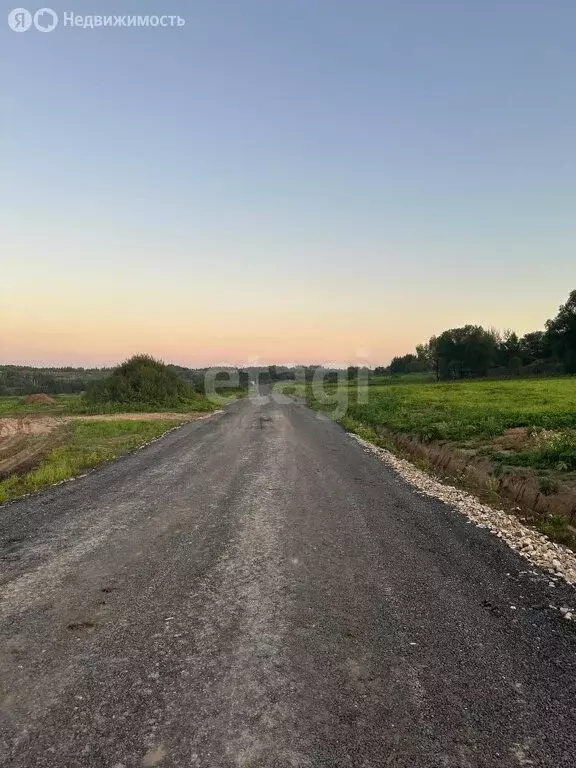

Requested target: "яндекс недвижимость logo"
[
  {"left": 8, "top": 7, "right": 58, "bottom": 31},
  {"left": 7, "top": 9, "right": 185, "bottom": 31}
]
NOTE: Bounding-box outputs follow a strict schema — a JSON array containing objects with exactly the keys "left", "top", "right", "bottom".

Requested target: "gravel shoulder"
[
  {"left": 353, "top": 435, "right": 576, "bottom": 590},
  {"left": 0, "top": 395, "right": 575, "bottom": 767}
]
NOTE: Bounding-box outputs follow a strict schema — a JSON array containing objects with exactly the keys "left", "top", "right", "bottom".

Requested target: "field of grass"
[
  {"left": 0, "top": 418, "right": 185, "bottom": 504},
  {"left": 0, "top": 394, "right": 83, "bottom": 416},
  {"left": 302, "top": 376, "right": 576, "bottom": 543},
  {"left": 306, "top": 377, "right": 576, "bottom": 443}
]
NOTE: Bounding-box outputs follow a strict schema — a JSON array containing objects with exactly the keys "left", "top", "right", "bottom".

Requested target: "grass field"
[
  {"left": 302, "top": 376, "right": 576, "bottom": 543},
  {"left": 304, "top": 377, "right": 576, "bottom": 443},
  {"left": 0, "top": 394, "right": 83, "bottom": 416},
  {"left": 0, "top": 390, "right": 224, "bottom": 504}
]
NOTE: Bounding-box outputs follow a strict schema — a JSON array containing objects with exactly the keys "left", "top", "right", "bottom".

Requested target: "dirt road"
[{"left": 1, "top": 393, "right": 575, "bottom": 766}]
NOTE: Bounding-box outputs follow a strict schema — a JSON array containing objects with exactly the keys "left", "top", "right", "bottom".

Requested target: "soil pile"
[{"left": 22, "top": 394, "right": 57, "bottom": 405}]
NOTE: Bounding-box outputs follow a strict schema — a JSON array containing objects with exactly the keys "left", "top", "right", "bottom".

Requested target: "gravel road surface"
[{"left": 1, "top": 393, "right": 575, "bottom": 767}]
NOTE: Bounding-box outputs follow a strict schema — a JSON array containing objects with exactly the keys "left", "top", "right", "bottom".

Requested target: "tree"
[
  {"left": 347, "top": 366, "right": 359, "bottom": 380},
  {"left": 509, "top": 355, "right": 522, "bottom": 376},
  {"left": 545, "top": 290, "right": 576, "bottom": 373},
  {"left": 496, "top": 330, "right": 522, "bottom": 367},
  {"left": 415, "top": 344, "right": 433, "bottom": 371},
  {"left": 519, "top": 331, "right": 551, "bottom": 364},
  {"left": 429, "top": 326, "right": 498, "bottom": 379},
  {"left": 389, "top": 354, "right": 416, "bottom": 375}
]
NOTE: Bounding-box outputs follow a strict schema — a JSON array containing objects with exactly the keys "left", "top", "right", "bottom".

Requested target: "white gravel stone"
[{"left": 352, "top": 435, "right": 576, "bottom": 588}]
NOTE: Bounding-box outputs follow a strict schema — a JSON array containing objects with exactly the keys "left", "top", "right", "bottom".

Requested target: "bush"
[{"left": 84, "top": 354, "right": 197, "bottom": 408}]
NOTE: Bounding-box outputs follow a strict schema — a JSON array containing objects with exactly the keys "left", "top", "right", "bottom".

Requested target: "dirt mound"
[
  {"left": 0, "top": 416, "right": 61, "bottom": 438},
  {"left": 23, "top": 393, "right": 57, "bottom": 405}
]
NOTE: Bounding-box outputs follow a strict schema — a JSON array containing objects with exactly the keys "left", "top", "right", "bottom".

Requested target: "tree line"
[
  {"left": 2, "top": 290, "right": 574, "bottom": 395},
  {"left": 0, "top": 366, "right": 107, "bottom": 396},
  {"left": 385, "top": 289, "right": 576, "bottom": 379}
]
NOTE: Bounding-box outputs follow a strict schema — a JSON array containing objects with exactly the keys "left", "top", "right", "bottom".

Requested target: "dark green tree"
[
  {"left": 429, "top": 326, "right": 498, "bottom": 379},
  {"left": 519, "top": 331, "right": 551, "bottom": 363},
  {"left": 496, "top": 330, "right": 522, "bottom": 367},
  {"left": 545, "top": 290, "right": 576, "bottom": 373},
  {"left": 389, "top": 354, "right": 417, "bottom": 374}
]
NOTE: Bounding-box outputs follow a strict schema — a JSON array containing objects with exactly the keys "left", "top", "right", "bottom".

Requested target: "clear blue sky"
[{"left": 2, "top": 1, "right": 575, "bottom": 366}]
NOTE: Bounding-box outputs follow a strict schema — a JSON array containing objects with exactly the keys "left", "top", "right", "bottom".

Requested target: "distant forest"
[{"left": 2, "top": 290, "right": 575, "bottom": 395}]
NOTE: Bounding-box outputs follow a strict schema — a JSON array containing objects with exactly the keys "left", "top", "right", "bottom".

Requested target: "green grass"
[
  {"left": 534, "top": 514, "right": 575, "bottom": 547},
  {"left": 0, "top": 391, "right": 221, "bottom": 417},
  {"left": 369, "top": 373, "right": 437, "bottom": 386},
  {"left": 306, "top": 377, "right": 576, "bottom": 443},
  {"left": 0, "top": 418, "right": 185, "bottom": 504},
  {"left": 304, "top": 376, "right": 576, "bottom": 488},
  {"left": 0, "top": 390, "right": 230, "bottom": 504},
  {"left": 0, "top": 394, "right": 82, "bottom": 416},
  {"left": 70, "top": 396, "right": 217, "bottom": 415}
]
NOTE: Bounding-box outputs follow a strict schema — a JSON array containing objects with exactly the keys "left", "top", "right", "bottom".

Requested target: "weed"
[{"left": 535, "top": 515, "right": 575, "bottom": 547}]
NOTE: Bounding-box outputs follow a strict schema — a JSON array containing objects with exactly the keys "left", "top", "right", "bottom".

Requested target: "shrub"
[{"left": 84, "top": 354, "right": 196, "bottom": 408}]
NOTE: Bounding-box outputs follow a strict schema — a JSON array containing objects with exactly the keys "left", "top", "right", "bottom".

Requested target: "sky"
[{"left": 1, "top": 0, "right": 575, "bottom": 368}]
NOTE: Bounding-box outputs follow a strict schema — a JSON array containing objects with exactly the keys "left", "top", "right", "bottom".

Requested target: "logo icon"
[
  {"left": 34, "top": 7, "right": 58, "bottom": 31},
  {"left": 7, "top": 8, "right": 32, "bottom": 31}
]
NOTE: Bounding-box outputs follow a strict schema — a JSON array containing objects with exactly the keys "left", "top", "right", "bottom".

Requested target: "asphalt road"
[{"left": 1, "top": 393, "right": 576, "bottom": 767}]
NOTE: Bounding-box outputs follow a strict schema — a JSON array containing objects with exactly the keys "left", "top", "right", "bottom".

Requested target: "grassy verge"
[
  {"left": 301, "top": 376, "right": 576, "bottom": 549},
  {"left": 0, "top": 418, "right": 185, "bottom": 504}
]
